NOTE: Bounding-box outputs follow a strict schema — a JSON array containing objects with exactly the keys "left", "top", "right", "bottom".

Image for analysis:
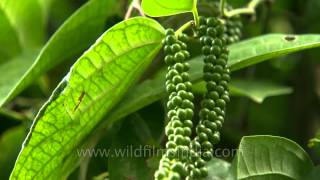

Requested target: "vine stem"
[
  {"left": 192, "top": 0, "right": 199, "bottom": 27},
  {"left": 175, "top": 21, "right": 194, "bottom": 37},
  {"left": 174, "top": 0, "right": 198, "bottom": 37},
  {"left": 220, "top": 0, "right": 226, "bottom": 17},
  {"left": 221, "top": 0, "right": 265, "bottom": 18}
]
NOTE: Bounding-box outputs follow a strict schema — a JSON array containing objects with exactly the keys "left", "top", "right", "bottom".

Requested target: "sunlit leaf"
[{"left": 10, "top": 17, "right": 165, "bottom": 179}]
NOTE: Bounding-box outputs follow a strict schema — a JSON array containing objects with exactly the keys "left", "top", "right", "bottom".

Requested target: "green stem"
[
  {"left": 224, "top": 0, "right": 264, "bottom": 18},
  {"left": 220, "top": 0, "right": 226, "bottom": 17},
  {"left": 175, "top": 21, "right": 194, "bottom": 37},
  {"left": 192, "top": 0, "right": 199, "bottom": 27}
]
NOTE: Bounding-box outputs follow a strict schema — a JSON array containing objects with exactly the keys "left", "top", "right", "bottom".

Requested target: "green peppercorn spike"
[
  {"left": 156, "top": 29, "right": 196, "bottom": 180},
  {"left": 186, "top": 16, "right": 231, "bottom": 179}
]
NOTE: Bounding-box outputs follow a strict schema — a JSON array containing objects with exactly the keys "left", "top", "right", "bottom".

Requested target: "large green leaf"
[
  {"left": 142, "top": 0, "right": 195, "bottom": 17},
  {"left": 0, "top": 8, "right": 21, "bottom": 63},
  {"left": 0, "top": 0, "right": 118, "bottom": 107},
  {"left": 0, "top": 0, "right": 46, "bottom": 48},
  {"left": 10, "top": 17, "right": 165, "bottom": 179},
  {"left": 236, "top": 136, "right": 313, "bottom": 179},
  {"left": 229, "top": 34, "right": 320, "bottom": 71}
]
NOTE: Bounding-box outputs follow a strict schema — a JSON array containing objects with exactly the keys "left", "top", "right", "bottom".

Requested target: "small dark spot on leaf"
[
  {"left": 284, "top": 35, "right": 296, "bottom": 42},
  {"left": 74, "top": 91, "right": 85, "bottom": 111}
]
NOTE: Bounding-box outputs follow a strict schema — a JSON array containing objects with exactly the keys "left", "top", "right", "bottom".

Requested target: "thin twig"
[
  {"left": 223, "top": 0, "right": 265, "bottom": 18},
  {"left": 125, "top": 3, "right": 134, "bottom": 19},
  {"left": 192, "top": 0, "right": 199, "bottom": 27},
  {"left": 220, "top": 0, "right": 226, "bottom": 17},
  {"left": 125, "top": 0, "right": 145, "bottom": 19}
]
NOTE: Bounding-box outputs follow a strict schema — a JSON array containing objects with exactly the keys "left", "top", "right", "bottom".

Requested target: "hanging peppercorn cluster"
[
  {"left": 185, "top": 138, "right": 208, "bottom": 180},
  {"left": 195, "top": 15, "right": 230, "bottom": 162},
  {"left": 219, "top": 3, "right": 243, "bottom": 44},
  {"left": 225, "top": 19, "right": 242, "bottom": 44},
  {"left": 199, "top": 0, "right": 243, "bottom": 44},
  {"left": 155, "top": 29, "right": 195, "bottom": 180},
  {"left": 155, "top": 12, "right": 232, "bottom": 180}
]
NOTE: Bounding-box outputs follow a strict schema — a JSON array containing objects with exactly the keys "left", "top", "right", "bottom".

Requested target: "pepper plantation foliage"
[{"left": 1, "top": 0, "right": 320, "bottom": 179}]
